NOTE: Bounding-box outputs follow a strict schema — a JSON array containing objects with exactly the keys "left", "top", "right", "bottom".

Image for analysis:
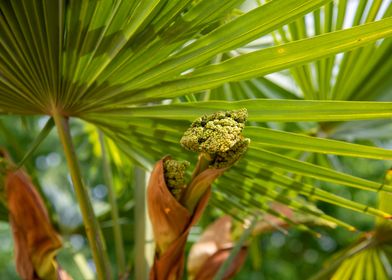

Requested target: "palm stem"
[
  {"left": 16, "top": 117, "right": 54, "bottom": 168},
  {"left": 190, "top": 153, "right": 212, "bottom": 181},
  {"left": 98, "top": 131, "right": 126, "bottom": 276},
  {"left": 53, "top": 112, "right": 111, "bottom": 280},
  {"left": 134, "top": 166, "right": 154, "bottom": 280}
]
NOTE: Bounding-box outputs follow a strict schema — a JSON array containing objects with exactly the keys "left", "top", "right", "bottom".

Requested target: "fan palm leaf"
[
  {"left": 2, "top": 0, "right": 392, "bottom": 222},
  {"left": 1, "top": 1, "right": 392, "bottom": 277}
]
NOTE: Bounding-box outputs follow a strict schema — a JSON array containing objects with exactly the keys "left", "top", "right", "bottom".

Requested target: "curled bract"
[{"left": 147, "top": 157, "right": 213, "bottom": 280}]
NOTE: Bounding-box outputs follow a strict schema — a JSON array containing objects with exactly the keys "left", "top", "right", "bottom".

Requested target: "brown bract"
[
  {"left": 5, "top": 169, "right": 68, "bottom": 280},
  {"left": 194, "top": 247, "right": 247, "bottom": 280},
  {"left": 180, "top": 159, "right": 226, "bottom": 213},
  {"left": 187, "top": 216, "right": 247, "bottom": 280},
  {"left": 147, "top": 157, "right": 224, "bottom": 280}
]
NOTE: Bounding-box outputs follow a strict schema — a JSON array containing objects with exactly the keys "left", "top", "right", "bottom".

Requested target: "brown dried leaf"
[
  {"left": 194, "top": 247, "right": 248, "bottom": 280},
  {"left": 187, "top": 216, "right": 247, "bottom": 280},
  {"left": 5, "top": 169, "right": 65, "bottom": 280},
  {"left": 187, "top": 216, "right": 233, "bottom": 277}
]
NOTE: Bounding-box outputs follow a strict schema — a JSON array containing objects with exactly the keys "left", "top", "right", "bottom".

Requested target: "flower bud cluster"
[
  {"left": 163, "top": 159, "right": 190, "bottom": 200},
  {"left": 180, "top": 108, "right": 249, "bottom": 168},
  {"left": 210, "top": 138, "right": 250, "bottom": 168}
]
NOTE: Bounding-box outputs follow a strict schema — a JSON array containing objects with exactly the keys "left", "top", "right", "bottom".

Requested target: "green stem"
[
  {"left": 190, "top": 153, "right": 212, "bottom": 181},
  {"left": 53, "top": 113, "right": 111, "bottom": 280},
  {"left": 16, "top": 117, "right": 54, "bottom": 169},
  {"left": 134, "top": 166, "right": 154, "bottom": 280},
  {"left": 98, "top": 131, "right": 126, "bottom": 277}
]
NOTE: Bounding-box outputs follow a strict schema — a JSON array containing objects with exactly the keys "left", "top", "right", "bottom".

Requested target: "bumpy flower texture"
[
  {"left": 163, "top": 159, "right": 190, "bottom": 200},
  {"left": 180, "top": 108, "right": 250, "bottom": 168}
]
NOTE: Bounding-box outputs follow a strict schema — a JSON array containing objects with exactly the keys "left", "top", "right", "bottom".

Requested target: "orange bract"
[
  {"left": 5, "top": 168, "right": 70, "bottom": 280},
  {"left": 194, "top": 247, "right": 247, "bottom": 280},
  {"left": 188, "top": 216, "right": 247, "bottom": 280},
  {"left": 147, "top": 157, "right": 223, "bottom": 280}
]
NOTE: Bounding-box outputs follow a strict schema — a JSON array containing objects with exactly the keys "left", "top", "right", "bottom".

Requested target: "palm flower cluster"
[
  {"left": 211, "top": 138, "right": 250, "bottom": 169},
  {"left": 180, "top": 108, "right": 249, "bottom": 168},
  {"left": 163, "top": 159, "right": 190, "bottom": 200}
]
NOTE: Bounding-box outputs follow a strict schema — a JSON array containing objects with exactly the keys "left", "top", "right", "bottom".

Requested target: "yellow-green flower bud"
[
  {"left": 163, "top": 159, "right": 190, "bottom": 200},
  {"left": 180, "top": 109, "right": 248, "bottom": 154},
  {"left": 210, "top": 138, "right": 250, "bottom": 168}
]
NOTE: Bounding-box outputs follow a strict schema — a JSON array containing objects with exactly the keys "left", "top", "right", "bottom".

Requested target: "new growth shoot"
[
  {"left": 148, "top": 109, "right": 250, "bottom": 280},
  {"left": 163, "top": 109, "right": 250, "bottom": 209}
]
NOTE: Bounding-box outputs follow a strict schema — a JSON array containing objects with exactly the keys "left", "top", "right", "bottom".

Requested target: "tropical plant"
[
  {"left": 312, "top": 169, "right": 392, "bottom": 280},
  {"left": 1, "top": 0, "right": 392, "bottom": 279}
]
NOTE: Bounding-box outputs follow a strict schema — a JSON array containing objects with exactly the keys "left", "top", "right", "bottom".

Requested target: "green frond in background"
[{"left": 312, "top": 226, "right": 392, "bottom": 280}]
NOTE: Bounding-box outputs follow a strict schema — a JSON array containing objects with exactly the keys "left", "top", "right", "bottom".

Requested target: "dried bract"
[{"left": 6, "top": 169, "right": 64, "bottom": 280}]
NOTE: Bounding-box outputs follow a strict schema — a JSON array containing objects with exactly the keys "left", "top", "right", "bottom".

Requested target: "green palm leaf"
[
  {"left": 89, "top": 99, "right": 392, "bottom": 122},
  {"left": 312, "top": 227, "right": 392, "bottom": 280},
  {"left": 2, "top": 3, "right": 392, "bottom": 274}
]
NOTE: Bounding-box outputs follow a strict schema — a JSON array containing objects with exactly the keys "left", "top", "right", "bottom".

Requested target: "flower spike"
[{"left": 180, "top": 108, "right": 248, "bottom": 155}]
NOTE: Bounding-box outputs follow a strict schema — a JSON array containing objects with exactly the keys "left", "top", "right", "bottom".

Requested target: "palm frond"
[
  {"left": 2, "top": 0, "right": 392, "bottom": 229},
  {"left": 271, "top": 0, "right": 392, "bottom": 101}
]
